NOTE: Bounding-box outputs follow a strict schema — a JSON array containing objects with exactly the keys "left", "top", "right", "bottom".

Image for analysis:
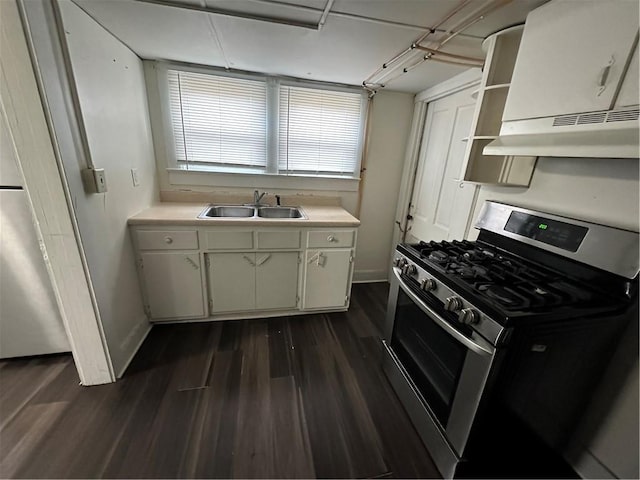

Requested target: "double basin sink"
[{"left": 199, "top": 205, "right": 306, "bottom": 219}]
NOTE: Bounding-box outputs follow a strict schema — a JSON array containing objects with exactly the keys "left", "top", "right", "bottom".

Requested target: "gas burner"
[
  {"left": 480, "top": 285, "right": 528, "bottom": 308},
  {"left": 452, "top": 264, "right": 489, "bottom": 279},
  {"left": 456, "top": 266, "right": 475, "bottom": 278},
  {"left": 428, "top": 250, "right": 449, "bottom": 264},
  {"left": 463, "top": 249, "right": 494, "bottom": 261}
]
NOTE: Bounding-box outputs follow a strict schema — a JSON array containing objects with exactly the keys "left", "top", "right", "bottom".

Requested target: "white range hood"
[{"left": 484, "top": 107, "right": 640, "bottom": 158}]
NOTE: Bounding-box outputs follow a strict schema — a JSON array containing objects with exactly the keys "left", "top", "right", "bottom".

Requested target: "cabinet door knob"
[
  {"left": 327, "top": 235, "right": 336, "bottom": 242},
  {"left": 164, "top": 236, "right": 173, "bottom": 244}
]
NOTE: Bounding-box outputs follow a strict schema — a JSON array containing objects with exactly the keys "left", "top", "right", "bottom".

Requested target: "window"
[
  {"left": 164, "top": 67, "right": 365, "bottom": 178},
  {"left": 168, "top": 70, "right": 267, "bottom": 171},
  {"left": 279, "top": 85, "right": 363, "bottom": 176}
]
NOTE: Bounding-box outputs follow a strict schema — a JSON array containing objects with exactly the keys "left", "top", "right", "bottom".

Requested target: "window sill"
[{"left": 166, "top": 167, "right": 361, "bottom": 192}]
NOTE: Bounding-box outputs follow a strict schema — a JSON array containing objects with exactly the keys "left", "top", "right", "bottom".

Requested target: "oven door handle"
[{"left": 393, "top": 268, "right": 495, "bottom": 356}]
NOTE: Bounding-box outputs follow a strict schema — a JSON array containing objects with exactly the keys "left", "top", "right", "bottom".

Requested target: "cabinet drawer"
[
  {"left": 206, "top": 230, "right": 253, "bottom": 250},
  {"left": 257, "top": 231, "right": 301, "bottom": 250},
  {"left": 307, "top": 230, "right": 354, "bottom": 248},
  {"left": 136, "top": 230, "right": 198, "bottom": 250}
]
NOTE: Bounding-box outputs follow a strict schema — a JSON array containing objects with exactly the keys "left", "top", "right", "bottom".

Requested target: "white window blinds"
[
  {"left": 167, "top": 70, "right": 267, "bottom": 168},
  {"left": 279, "top": 86, "right": 363, "bottom": 176}
]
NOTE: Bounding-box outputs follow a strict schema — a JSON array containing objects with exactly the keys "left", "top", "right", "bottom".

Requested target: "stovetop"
[{"left": 398, "top": 239, "right": 621, "bottom": 323}]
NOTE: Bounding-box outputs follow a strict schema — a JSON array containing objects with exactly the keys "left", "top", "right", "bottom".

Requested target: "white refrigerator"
[{"left": 0, "top": 116, "right": 70, "bottom": 358}]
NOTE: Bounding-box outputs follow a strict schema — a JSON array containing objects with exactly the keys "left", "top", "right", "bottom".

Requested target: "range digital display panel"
[{"left": 504, "top": 211, "right": 588, "bottom": 252}]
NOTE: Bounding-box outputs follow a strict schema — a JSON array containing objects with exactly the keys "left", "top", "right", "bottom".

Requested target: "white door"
[
  {"left": 140, "top": 252, "right": 205, "bottom": 320},
  {"left": 302, "top": 249, "right": 352, "bottom": 310},
  {"left": 255, "top": 252, "right": 299, "bottom": 310},
  {"left": 408, "top": 88, "right": 477, "bottom": 243},
  {"left": 207, "top": 252, "right": 255, "bottom": 313}
]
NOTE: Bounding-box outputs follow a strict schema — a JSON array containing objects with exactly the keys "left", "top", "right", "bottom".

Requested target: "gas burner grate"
[{"left": 403, "top": 240, "right": 600, "bottom": 312}]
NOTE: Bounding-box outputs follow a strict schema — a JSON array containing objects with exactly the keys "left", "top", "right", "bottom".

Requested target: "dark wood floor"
[{"left": 0, "top": 282, "right": 440, "bottom": 479}]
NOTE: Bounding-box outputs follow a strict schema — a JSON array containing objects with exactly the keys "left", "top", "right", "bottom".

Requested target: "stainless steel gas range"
[{"left": 382, "top": 201, "right": 639, "bottom": 478}]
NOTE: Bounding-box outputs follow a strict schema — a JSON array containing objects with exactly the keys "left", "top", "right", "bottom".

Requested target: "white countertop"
[{"left": 128, "top": 203, "right": 361, "bottom": 227}]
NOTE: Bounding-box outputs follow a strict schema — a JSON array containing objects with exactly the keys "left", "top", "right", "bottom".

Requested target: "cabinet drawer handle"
[
  {"left": 308, "top": 252, "right": 326, "bottom": 267},
  {"left": 327, "top": 235, "right": 336, "bottom": 242},
  {"left": 256, "top": 254, "right": 271, "bottom": 266},
  {"left": 243, "top": 255, "right": 255, "bottom": 266},
  {"left": 185, "top": 256, "right": 199, "bottom": 270},
  {"left": 164, "top": 236, "right": 173, "bottom": 244}
]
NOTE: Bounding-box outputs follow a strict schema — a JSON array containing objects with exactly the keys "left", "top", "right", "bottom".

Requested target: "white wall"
[
  {"left": 468, "top": 156, "right": 639, "bottom": 236},
  {"left": 54, "top": 0, "right": 159, "bottom": 376},
  {"left": 464, "top": 156, "right": 639, "bottom": 478},
  {"left": 354, "top": 91, "right": 414, "bottom": 281}
]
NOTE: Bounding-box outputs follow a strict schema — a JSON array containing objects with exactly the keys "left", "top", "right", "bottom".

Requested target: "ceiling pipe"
[
  {"left": 436, "top": 0, "right": 514, "bottom": 49},
  {"left": 413, "top": 0, "right": 475, "bottom": 45},
  {"left": 317, "top": 0, "right": 334, "bottom": 30},
  {"left": 364, "top": 0, "right": 513, "bottom": 89},
  {"left": 363, "top": 0, "right": 476, "bottom": 86},
  {"left": 413, "top": 45, "right": 483, "bottom": 65}
]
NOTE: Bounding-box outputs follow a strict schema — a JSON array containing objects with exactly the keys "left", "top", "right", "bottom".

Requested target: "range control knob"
[
  {"left": 404, "top": 264, "right": 417, "bottom": 276},
  {"left": 421, "top": 278, "right": 437, "bottom": 292},
  {"left": 458, "top": 308, "right": 480, "bottom": 325},
  {"left": 393, "top": 257, "right": 406, "bottom": 268},
  {"left": 444, "top": 296, "right": 463, "bottom": 312}
]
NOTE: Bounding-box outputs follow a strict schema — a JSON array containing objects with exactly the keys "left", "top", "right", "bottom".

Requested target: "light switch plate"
[
  {"left": 131, "top": 168, "right": 140, "bottom": 187},
  {"left": 81, "top": 167, "right": 107, "bottom": 193},
  {"left": 93, "top": 168, "right": 107, "bottom": 193}
]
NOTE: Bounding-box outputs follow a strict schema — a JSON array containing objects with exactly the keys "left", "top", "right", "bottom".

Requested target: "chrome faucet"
[{"left": 253, "top": 190, "right": 267, "bottom": 206}]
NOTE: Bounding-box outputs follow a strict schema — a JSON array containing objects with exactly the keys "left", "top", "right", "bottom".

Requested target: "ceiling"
[{"left": 70, "top": 0, "right": 548, "bottom": 93}]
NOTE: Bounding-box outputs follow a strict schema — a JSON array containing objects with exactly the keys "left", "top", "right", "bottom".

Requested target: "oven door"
[{"left": 382, "top": 267, "right": 496, "bottom": 477}]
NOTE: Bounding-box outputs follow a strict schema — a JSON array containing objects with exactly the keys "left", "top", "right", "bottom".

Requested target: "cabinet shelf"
[
  {"left": 460, "top": 25, "right": 535, "bottom": 187},
  {"left": 470, "top": 135, "right": 498, "bottom": 140},
  {"left": 483, "top": 83, "right": 510, "bottom": 91}
]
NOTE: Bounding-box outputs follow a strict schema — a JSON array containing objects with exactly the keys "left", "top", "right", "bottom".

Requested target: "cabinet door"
[
  {"left": 503, "top": 0, "right": 639, "bottom": 121},
  {"left": 303, "top": 249, "right": 352, "bottom": 310},
  {"left": 207, "top": 253, "right": 255, "bottom": 313},
  {"left": 255, "top": 252, "right": 299, "bottom": 310},
  {"left": 140, "top": 252, "right": 204, "bottom": 320}
]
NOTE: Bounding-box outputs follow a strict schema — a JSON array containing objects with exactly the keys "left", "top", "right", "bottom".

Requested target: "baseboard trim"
[
  {"left": 353, "top": 269, "right": 388, "bottom": 283},
  {"left": 116, "top": 322, "right": 152, "bottom": 379}
]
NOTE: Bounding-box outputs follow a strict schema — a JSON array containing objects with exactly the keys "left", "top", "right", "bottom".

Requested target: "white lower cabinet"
[
  {"left": 206, "top": 251, "right": 299, "bottom": 313},
  {"left": 140, "top": 252, "right": 205, "bottom": 320},
  {"left": 132, "top": 225, "right": 356, "bottom": 321},
  {"left": 303, "top": 249, "right": 353, "bottom": 310}
]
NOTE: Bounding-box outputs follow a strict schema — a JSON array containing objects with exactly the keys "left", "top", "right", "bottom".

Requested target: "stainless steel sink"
[
  {"left": 199, "top": 206, "right": 255, "bottom": 218},
  {"left": 198, "top": 205, "right": 306, "bottom": 219},
  {"left": 257, "top": 207, "right": 305, "bottom": 218}
]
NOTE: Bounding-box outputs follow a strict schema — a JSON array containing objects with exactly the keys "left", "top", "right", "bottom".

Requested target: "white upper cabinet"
[{"left": 503, "top": 0, "right": 639, "bottom": 122}]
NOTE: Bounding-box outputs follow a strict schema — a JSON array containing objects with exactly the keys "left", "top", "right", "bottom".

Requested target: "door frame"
[
  {"left": 389, "top": 69, "right": 482, "bottom": 277},
  {"left": 1, "top": 0, "right": 114, "bottom": 385}
]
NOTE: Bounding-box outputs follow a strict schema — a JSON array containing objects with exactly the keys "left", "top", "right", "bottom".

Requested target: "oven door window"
[{"left": 391, "top": 288, "right": 467, "bottom": 428}]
